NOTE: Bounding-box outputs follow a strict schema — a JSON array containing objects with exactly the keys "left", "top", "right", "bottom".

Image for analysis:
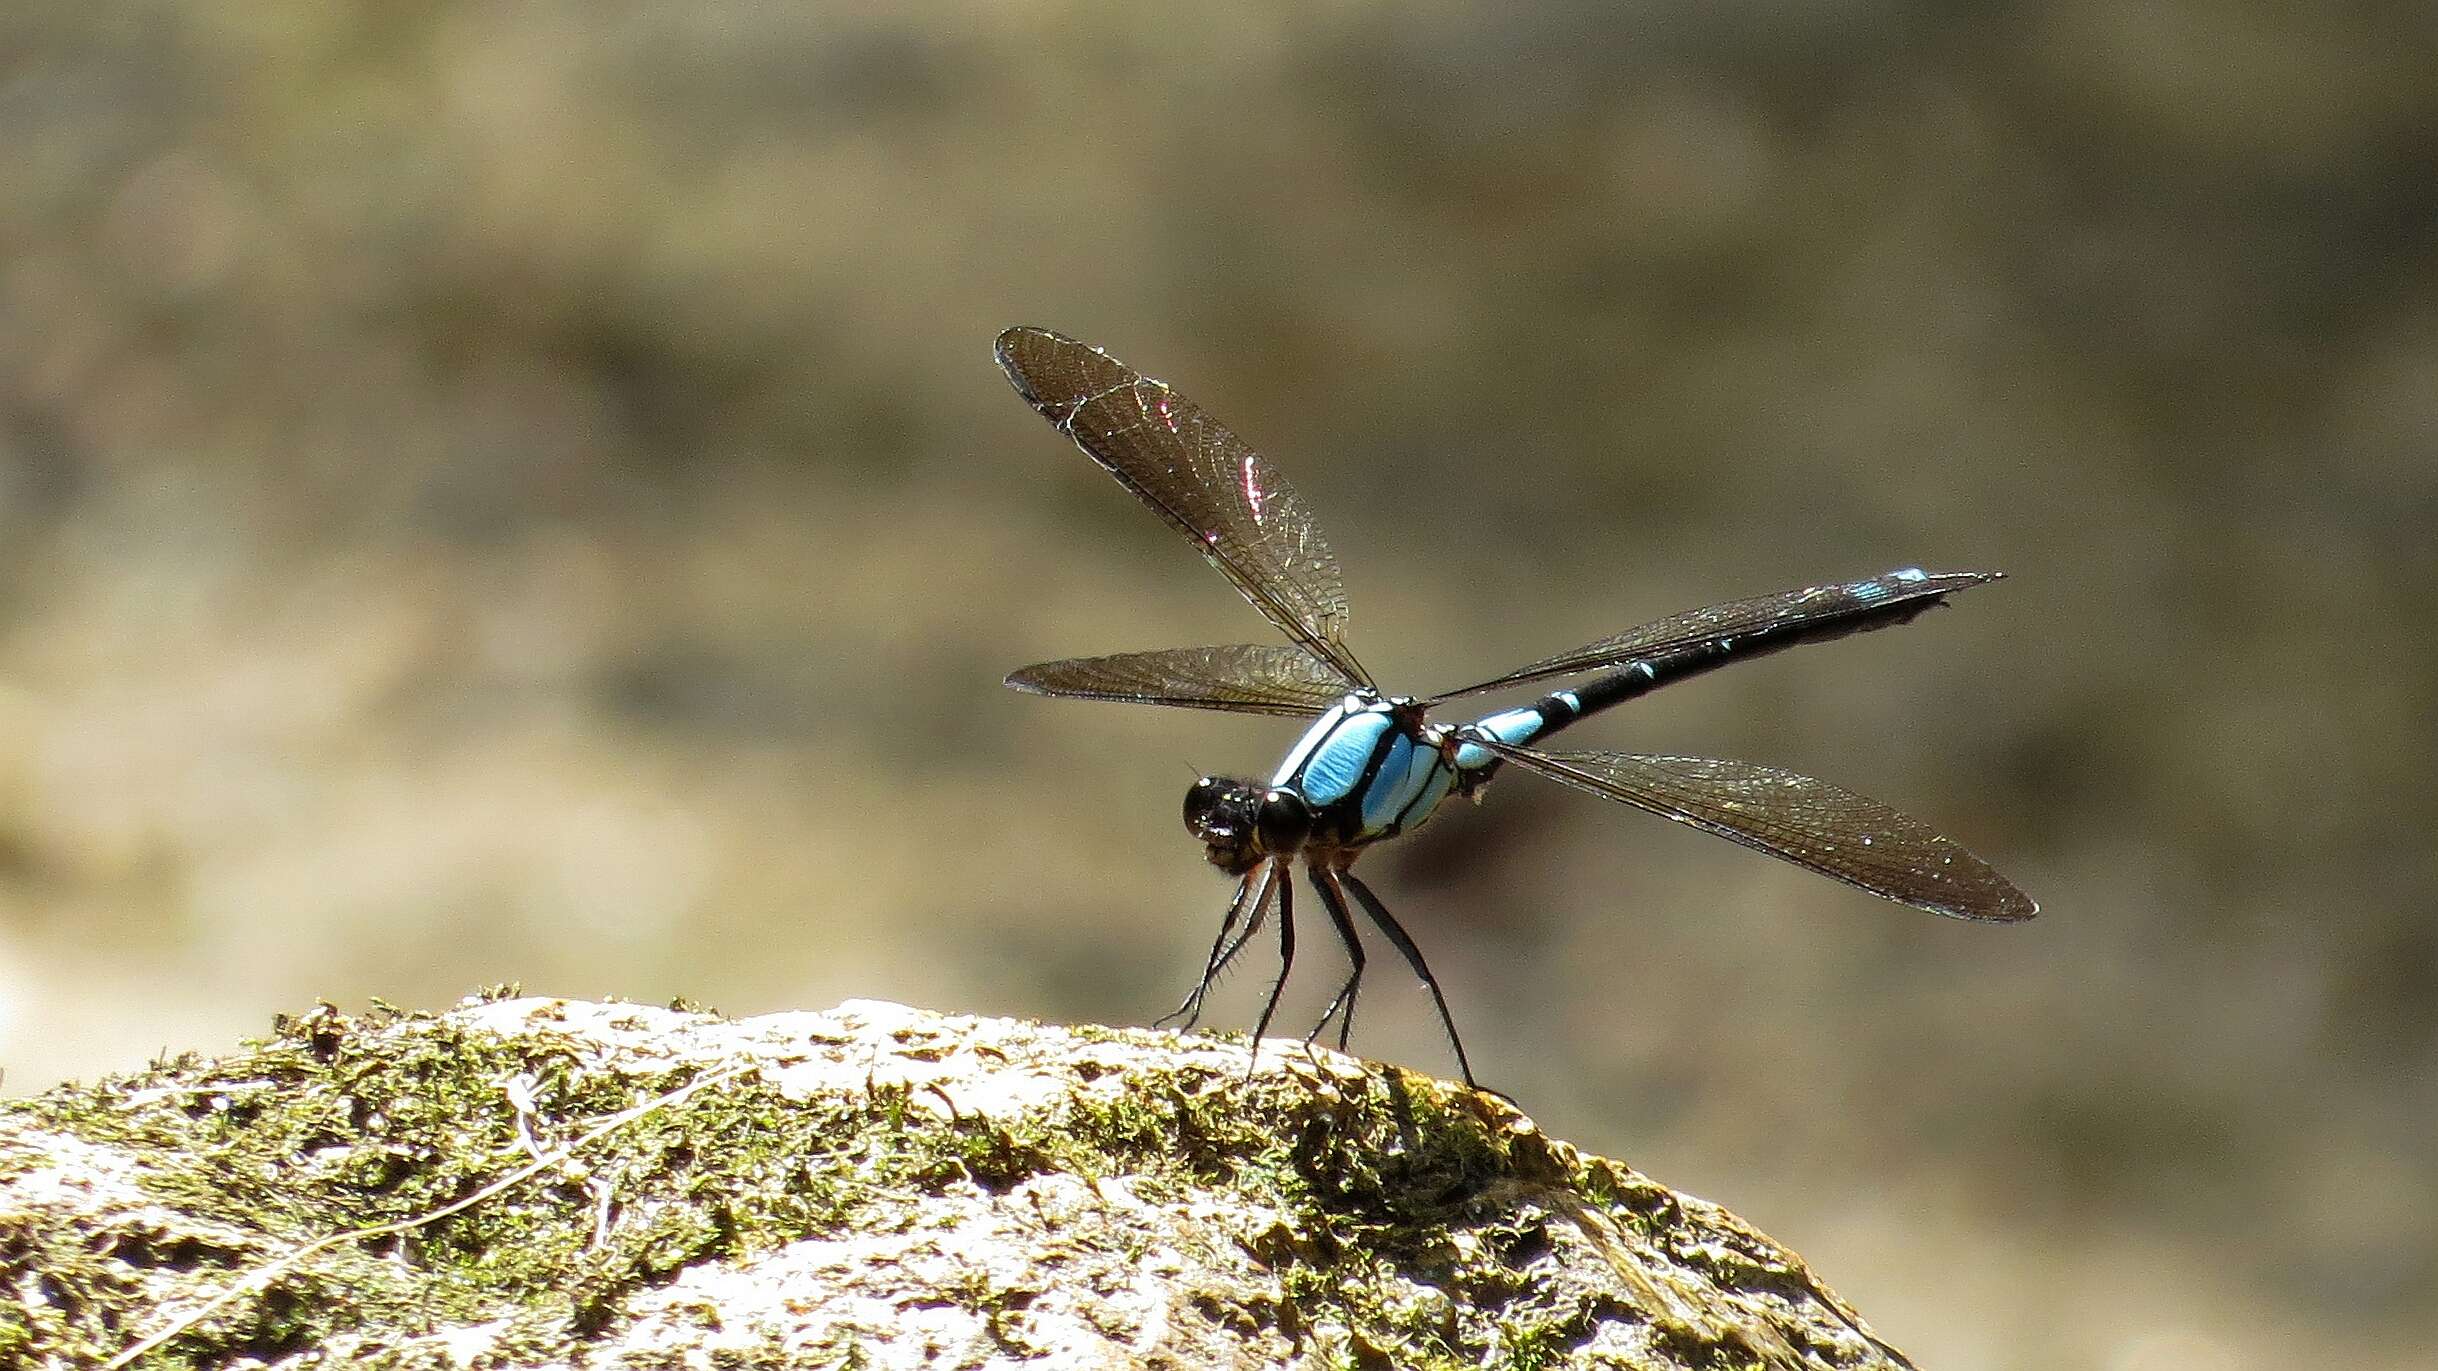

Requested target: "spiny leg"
[
  {"left": 1155, "top": 879, "right": 1247, "bottom": 1030},
  {"left": 1243, "top": 867, "right": 1297, "bottom": 1078},
  {"left": 1157, "top": 863, "right": 1275, "bottom": 1031},
  {"left": 1339, "top": 869, "right": 1480, "bottom": 1091},
  {"left": 1307, "top": 868, "right": 1368, "bottom": 1053},
  {"left": 1199, "top": 868, "right": 1279, "bottom": 1009}
]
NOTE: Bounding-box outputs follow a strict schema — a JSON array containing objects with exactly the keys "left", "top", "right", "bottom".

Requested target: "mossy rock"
[{"left": 1, "top": 994, "right": 1915, "bottom": 1369}]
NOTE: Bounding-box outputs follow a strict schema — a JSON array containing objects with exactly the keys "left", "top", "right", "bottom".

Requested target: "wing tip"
[
  {"left": 996, "top": 326, "right": 1113, "bottom": 415},
  {"left": 1892, "top": 567, "right": 2006, "bottom": 587},
  {"left": 994, "top": 326, "right": 1050, "bottom": 398},
  {"left": 1911, "top": 565, "right": 2008, "bottom": 587},
  {"left": 995, "top": 323, "right": 1052, "bottom": 349},
  {"left": 1937, "top": 882, "right": 2039, "bottom": 924}
]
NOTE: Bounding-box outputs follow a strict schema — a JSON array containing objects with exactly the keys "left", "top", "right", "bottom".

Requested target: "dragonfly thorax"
[{"left": 1184, "top": 776, "right": 1312, "bottom": 875}]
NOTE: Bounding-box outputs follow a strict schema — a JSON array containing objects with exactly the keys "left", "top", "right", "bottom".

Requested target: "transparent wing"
[
  {"left": 1425, "top": 569, "right": 1999, "bottom": 705},
  {"left": 1005, "top": 644, "right": 1348, "bottom": 717},
  {"left": 996, "top": 327, "right": 1372, "bottom": 689},
  {"left": 1470, "top": 741, "right": 2037, "bottom": 923}
]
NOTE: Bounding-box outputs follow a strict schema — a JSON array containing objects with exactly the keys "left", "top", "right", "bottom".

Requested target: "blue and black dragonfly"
[{"left": 996, "top": 326, "right": 2035, "bottom": 1089}]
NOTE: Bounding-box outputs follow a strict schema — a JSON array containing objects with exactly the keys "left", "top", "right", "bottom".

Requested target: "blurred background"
[{"left": 4, "top": 2, "right": 2433, "bottom": 1366}]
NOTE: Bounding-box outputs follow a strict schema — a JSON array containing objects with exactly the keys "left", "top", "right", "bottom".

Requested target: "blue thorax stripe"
[
  {"left": 1289, "top": 708, "right": 1394, "bottom": 806},
  {"left": 1358, "top": 731, "right": 1426, "bottom": 834}
]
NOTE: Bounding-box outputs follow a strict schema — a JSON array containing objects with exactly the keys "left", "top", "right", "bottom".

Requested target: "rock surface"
[{"left": 2, "top": 994, "right": 1917, "bottom": 1369}]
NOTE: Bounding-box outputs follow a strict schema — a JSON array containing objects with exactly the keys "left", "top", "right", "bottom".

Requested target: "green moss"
[
  {"left": 6, "top": 1005, "right": 1872, "bottom": 1369},
  {"left": 1493, "top": 1313, "right": 1575, "bottom": 1371},
  {"left": 10, "top": 1005, "right": 939, "bottom": 1366}
]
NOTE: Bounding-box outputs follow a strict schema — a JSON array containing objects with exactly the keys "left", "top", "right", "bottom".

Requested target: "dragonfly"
[{"left": 995, "top": 326, "right": 2035, "bottom": 1090}]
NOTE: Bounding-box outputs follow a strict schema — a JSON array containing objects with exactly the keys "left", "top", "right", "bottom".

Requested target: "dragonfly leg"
[
  {"left": 1338, "top": 870, "right": 1480, "bottom": 1091},
  {"left": 1156, "top": 864, "right": 1273, "bottom": 1031},
  {"left": 1244, "top": 870, "right": 1296, "bottom": 1079},
  {"left": 1307, "top": 869, "right": 1367, "bottom": 1054}
]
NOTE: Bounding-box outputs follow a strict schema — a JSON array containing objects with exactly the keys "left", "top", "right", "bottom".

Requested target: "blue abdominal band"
[{"left": 1452, "top": 705, "right": 1550, "bottom": 771}]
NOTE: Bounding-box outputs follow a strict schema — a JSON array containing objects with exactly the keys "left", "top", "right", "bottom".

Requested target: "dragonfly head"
[{"left": 1184, "top": 776, "right": 1313, "bottom": 876}]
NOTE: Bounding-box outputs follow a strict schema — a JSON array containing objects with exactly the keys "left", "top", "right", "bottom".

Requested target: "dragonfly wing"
[
  {"left": 996, "top": 327, "right": 1372, "bottom": 689},
  {"left": 1474, "top": 742, "right": 2038, "bottom": 922},
  {"left": 1426, "top": 569, "right": 1999, "bottom": 705},
  {"left": 1005, "top": 644, "right": 1349, "bottom": 716}
]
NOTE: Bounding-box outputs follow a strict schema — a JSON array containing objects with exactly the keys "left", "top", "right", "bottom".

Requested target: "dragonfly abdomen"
[
  {"left": 1448, "top": 567, "right": 1980, "bottom": 766},
  {"left": 1450, "top": 697, "right": 1572, "bottom": 774}
]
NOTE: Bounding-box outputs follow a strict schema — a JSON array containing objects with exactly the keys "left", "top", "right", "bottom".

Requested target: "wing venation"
[
  {"left": 1472, "top": 742, "right": 2037, "bottom": 923},
  {"left": 1005, "top": 644, "right": 1350, "bottom": 716},
  {"left": 997, "top": 327, "right": 1371, "bottom": 688}
]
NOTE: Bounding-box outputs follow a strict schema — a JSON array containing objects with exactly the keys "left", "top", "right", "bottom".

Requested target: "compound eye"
[
  {"left": 1183, "top": 777, "right": 1234, "bottom": 835},
  {"left": 1254, "top": 789, "right": 1313, "bottom": 856}
]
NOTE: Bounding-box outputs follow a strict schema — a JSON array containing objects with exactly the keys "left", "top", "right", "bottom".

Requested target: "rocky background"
[{"left": 2, "top": 5, "right": 2432, "bottom": 1369}]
